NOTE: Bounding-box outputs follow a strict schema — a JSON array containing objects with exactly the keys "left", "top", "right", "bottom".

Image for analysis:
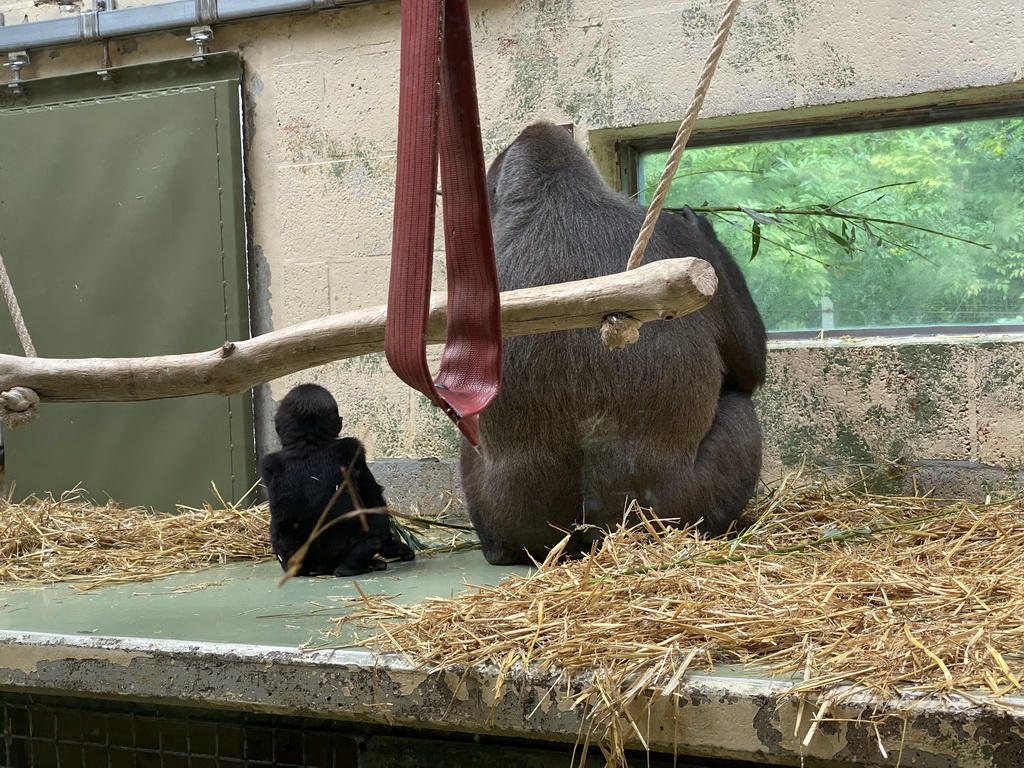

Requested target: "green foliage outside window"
[{"left": 638, "top": 117, "right": 1024, "bottom": 332}]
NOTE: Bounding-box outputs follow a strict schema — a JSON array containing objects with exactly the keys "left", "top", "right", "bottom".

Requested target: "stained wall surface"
[{"left": 2, "top": 0, "right": 1022, "bottom": 498}]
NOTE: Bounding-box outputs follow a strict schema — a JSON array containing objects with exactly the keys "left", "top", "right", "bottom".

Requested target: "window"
[{"left": 624, "top": 106, "right": 1024, "bottom": 336}]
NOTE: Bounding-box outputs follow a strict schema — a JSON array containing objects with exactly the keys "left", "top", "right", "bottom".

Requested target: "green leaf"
[
  {"left": 750, "top": 221, "right": 762, "bottom": 261},
  {"left": 862, "top": 221, "right": 882, "bottom": 247},
  {"left": 822, "top": 226, "right": 853, "bottom": 252}
]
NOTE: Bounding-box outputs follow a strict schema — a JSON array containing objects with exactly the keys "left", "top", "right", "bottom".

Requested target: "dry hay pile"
[
  {"left": 0, "top": 492, "right": 274, "bottom": 589},
  {"left": 330, "top": 477, "right": 1024, "bottom": 764}
]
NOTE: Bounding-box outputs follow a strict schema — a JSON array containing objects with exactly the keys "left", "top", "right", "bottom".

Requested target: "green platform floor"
[
  {"left": 0, "top": 550, "right": 531, "bottom": 648},
  {"left": 4, "top": 549, "right": 1022, "bottom": 766}
]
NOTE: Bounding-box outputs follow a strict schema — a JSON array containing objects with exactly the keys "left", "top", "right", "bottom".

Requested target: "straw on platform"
[
  {"left": 0, "top": 490, "right": 274, "bottom": 589},
  {"left": 330, "top": 473, "right": 1024, "bottom": 766}
]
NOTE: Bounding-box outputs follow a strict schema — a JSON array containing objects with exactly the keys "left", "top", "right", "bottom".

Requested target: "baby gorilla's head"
[{"left": 274, "top": 383, "right": 342, "bottom": 448}]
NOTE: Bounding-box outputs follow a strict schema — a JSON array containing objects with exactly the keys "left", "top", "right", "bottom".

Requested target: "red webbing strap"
[{"left": 385, "top": 0, "right": 502, "bottom": 446}]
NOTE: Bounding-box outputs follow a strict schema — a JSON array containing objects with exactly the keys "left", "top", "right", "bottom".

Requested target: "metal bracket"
[
  {"left": 194, "top": 0, "right": 219, "bottom": 26},
  {"left": 186, "top": 25, "right": 213, "bottom": 65},
  {"left": 3, "top": 52, "right": 29, "bottom": 97},
  {"left": 78, "top": 7, "right": 99, "bottom": 40},
  {"left": 95, "top": 0, "right": 115, "bottom": 81}
]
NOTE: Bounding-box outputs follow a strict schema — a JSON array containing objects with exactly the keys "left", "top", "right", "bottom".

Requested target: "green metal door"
[{"left": 0, "top": 54, "right": 254, "bottom": 511}]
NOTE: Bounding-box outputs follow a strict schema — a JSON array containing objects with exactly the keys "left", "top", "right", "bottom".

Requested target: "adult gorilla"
[{"left": 461, "top": 122, "right": 767, "bottom": 565}]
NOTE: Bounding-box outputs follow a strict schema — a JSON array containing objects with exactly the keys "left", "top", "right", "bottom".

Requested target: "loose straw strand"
[
  {"left": 0, "top": 249, "right": 36, "bottom": 358},
  {"left": 625, "top": 0, "right": 742, "bottom": 271}
]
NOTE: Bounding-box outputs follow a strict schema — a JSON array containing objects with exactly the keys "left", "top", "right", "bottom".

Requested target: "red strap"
[{"left": 385, "top": 0, "right": 502, "bottom": 446}]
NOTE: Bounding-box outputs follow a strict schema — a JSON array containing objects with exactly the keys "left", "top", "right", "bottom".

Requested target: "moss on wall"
[{"left": 759, "top": 337, "right": 1024, "bottom": 481}]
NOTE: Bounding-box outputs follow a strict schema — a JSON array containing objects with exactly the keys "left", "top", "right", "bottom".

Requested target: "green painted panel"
[{"left": 0, "top": 55, "right": 253, "bottom": 511}]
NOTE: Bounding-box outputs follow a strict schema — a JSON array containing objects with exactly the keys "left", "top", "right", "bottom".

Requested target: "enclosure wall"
[{"left": 1, "top": 0, "right": 1022, "bottom": 503}]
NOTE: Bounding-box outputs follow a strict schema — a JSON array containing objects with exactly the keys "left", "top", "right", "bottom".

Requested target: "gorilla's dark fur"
[
  {"left": 261, "top": 384, "right": 414, "bottom": 576},
  {"left": 460, "top": 122, "right": 768, "bottom": 565}
]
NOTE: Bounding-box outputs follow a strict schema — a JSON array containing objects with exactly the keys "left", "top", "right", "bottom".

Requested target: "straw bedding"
[
  {"left": 0, "top": 491, "right": 274, "bottom": 589},
  {"left": 329, "top": 475, "right": 1024, "bottom": 764},
  {"left": 0, "top": 489, "right": 468, "bottom": 590},
  {"left": 4, "top": 476, "right": 1023, "bottom": 762}
]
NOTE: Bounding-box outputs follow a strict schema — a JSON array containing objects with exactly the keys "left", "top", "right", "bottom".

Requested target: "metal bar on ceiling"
[{"left": 0, "top": 0, "right": 376, "bottom": 55}]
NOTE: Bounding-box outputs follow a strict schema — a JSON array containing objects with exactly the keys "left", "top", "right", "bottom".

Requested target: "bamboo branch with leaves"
[{"left": 660, "top": 182, "right": 991, "bottom": 264}]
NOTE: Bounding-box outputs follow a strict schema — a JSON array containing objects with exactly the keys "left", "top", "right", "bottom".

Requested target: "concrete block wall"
[
  {"left": 762, "top": 336, "right": 1024, "bottom": 491},
  {"left": 2, "top": 0, "right": 1023, "bottom": 508}
]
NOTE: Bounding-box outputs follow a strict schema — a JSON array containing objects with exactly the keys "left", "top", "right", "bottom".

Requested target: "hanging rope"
[
  {"left": 626, "top": 0, "right": 741, "bottom": 272},
  {"left": 602, "top": 0, "right": 741, "bottom": 349},
  {"left": 0, "top": 249, "right": 41, "bottom": 428},
  {"left": 0, "top": 250, "right": 35, "bottom": 357}
]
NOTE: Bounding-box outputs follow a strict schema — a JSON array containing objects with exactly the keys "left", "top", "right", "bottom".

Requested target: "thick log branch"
[{"left": 0, "top": 258, "right": 716, "bottom": 404}]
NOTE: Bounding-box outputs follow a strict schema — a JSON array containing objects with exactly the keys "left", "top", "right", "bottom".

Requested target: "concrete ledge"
[
  {"left": 2, "top": 630, "right": 1022, "bottom": 766},
  {"left": 904, "top": 459, "right": 1024, "bottom": 500},
  {"left": 371, "top": 457, "right": 466, "bottom": 519},
  {"left": 370, "top": 456, "right": 1024, "bottom": 526}
]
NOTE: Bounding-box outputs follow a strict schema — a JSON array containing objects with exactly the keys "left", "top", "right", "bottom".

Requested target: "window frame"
[{"left": 617, "top": 101, "right": 1024, "bottom": 340}]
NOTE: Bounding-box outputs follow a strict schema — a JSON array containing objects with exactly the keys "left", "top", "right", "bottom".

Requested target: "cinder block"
[{"left": 370, "top": 458, "right": 467, "bottom": 520}]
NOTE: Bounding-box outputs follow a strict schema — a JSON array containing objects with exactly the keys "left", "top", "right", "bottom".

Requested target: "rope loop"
[
  {"left": 600, "top": 313, "right": 642, "bottom": 350},
  {"left": 1, "top": 386, "right": 40, "bottom": 428}
]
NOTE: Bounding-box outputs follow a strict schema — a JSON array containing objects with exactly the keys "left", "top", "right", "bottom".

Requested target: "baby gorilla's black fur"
[{"left": 260, "top": 384, "right": 414, "bottom": 577}]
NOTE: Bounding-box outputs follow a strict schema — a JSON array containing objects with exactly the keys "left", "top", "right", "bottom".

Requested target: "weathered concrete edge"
[{"left": 2, "top": 631, "right": 1023, "bottom": 766}]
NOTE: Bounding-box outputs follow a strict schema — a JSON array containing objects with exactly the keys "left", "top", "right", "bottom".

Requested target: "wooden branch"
[{"left": 0, "top": 258, "right": 716, "bottom": 404}]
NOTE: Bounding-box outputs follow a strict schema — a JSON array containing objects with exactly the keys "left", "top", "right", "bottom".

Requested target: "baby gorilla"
[{"left": 260, "top": 384, "right": 414, "bottom": 577}]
